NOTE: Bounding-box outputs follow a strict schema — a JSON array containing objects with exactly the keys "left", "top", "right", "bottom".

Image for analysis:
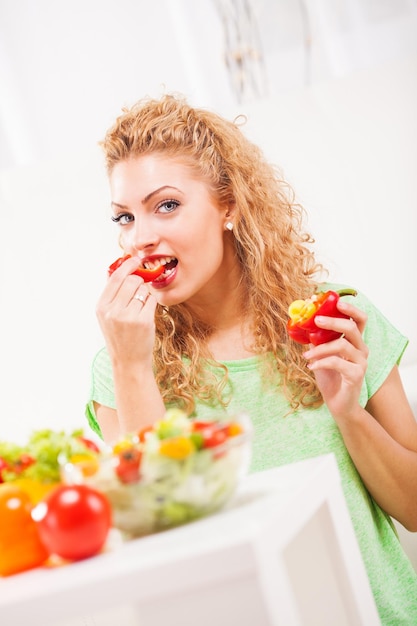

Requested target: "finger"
[
  {"left": 307, "top": 354, "right": 366, "bottom": 385},
  {"left": 337, "top": 300, "right": 368, "bottom": 334},
  {"left": 304, "top": 333, "right": 369, "bottom": 365},
  {"left": 131, "top": 288, "right": 159, "bottom": 323},
  {"left": 132, "top": 287, "right": 150, "bottom": 308},
  {"left": 313, "top": 315, "right": 366, "bottom": 352},
  {"left": 103, "top": 256, "right": 144, "bottom": 299},
  {"left": 98, "top": 276, "right": 143, "bottom": 314}
]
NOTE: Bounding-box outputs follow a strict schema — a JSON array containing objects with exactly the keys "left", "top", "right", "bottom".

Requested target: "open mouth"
[{"left": 144, "top": 256, "right": 178, "bottom": 281}]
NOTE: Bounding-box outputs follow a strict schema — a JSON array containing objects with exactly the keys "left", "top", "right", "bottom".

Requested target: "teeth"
[{"left": 144, "top": 256, "right": 175, "bottom": 270}]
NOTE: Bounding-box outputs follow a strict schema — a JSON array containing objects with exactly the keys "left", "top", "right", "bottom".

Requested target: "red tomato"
[
  {"left": 191, "top": 421, "right": 213, "bottom": 430},
  {"left": 191, "top": 422, "right": 228, "bottom": 448},
  {"left": 13, "top": 453, "right": 36, "bottom": 474},
  {"left": 32, "top": 484, "right": 112, "bottom": 561},
  {"left": 201, "top": 427, "right": 228, "bottom": 448},
  {"left": 115, "top": 448, "right": 142, "bottom": 484}
]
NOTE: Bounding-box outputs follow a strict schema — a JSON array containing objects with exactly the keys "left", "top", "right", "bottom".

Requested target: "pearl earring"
[{"left": 225, "top": 221, "right": 233, "bottom": 231}]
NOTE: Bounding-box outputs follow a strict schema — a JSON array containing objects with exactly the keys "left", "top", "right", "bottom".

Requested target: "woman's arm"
[
  {"left": 95, "top": 256, "right": 166, "bottom": 443},
  {"left": 94, "top": 363, "right": 166, "bottom": 445},
  {"left": 304, "top": 299, "right": 417, "bottom": 530},
  {"left": 338, "top": 366, "right": 417, "bottom": 530},
  {"left": 94, "top": 404, "right": 119, "bottom": 443}
]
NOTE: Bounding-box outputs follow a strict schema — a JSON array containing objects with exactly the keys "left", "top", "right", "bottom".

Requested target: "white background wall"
[{"left": 0, "top": 0, "right": 416, "bottom": 444}]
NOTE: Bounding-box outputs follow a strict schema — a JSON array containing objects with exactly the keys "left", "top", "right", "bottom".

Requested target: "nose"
[{"left": 130, "top": 216, "right": 160, "bottom": 253}]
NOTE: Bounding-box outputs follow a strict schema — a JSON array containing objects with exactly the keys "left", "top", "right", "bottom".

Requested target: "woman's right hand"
[
  {"left": 95, "top": 255, "right": 166, "bottom": 441},
  {"left": 96, "top": 255, "right": 157, "bottom": 369}
]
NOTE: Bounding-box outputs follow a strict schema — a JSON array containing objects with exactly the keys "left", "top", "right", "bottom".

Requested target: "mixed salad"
[
  {"left": 0, "top": 411, "right": 251, "bottom": 576},
  {"left": 82, "top": 409, "right": 252, "bottom": 537}
]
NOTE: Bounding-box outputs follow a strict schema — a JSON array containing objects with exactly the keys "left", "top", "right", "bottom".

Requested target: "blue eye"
[
  {"left": 157, "top": 199, "right": 180, "bottom": 214},
  {"left": 111, "top": 213, "right": 134, "bottom": 225}
]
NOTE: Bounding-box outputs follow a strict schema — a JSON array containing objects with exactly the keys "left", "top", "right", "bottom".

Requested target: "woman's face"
[{"left": 109, "top": 153, "right": 238, "bottom": 310}]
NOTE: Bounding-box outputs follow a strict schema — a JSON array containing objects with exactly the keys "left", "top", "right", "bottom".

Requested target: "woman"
[{"left": 86, "top": 94, "right": 417, "bottom": 623}]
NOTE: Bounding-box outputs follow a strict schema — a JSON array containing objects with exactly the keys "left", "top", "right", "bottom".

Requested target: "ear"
[
  {"left": 225, "top": 199, "right": 236, "bottom": 220},
  {"left": 223, "top": 200, "right": 236, "bottom": 232}
]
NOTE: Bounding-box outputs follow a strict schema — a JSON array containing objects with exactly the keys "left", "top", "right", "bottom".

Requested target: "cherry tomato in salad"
[
  {"left": 12, "top": 453, "right": 36, "bottom": 474},
  {"left": 115, "top": 448, "right": 142, "bottom": 484},
  {"left": 191, "top": 422, "right": 228, "bottom": 448},
  {"left": 201, "top": 428, "right": 228, "bottom": 448},
  {"left": 0, "top": 484, "right": 49, "bottom": 576},
  {"left": 190, "top": 421, "right": 214, "bottom": 430},
  {"left": 32, "top": 484, "right": 112, "bottom": 561}
]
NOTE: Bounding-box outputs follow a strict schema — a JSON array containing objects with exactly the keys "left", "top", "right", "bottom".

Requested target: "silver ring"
[{"left": 134, "top": 293, "right": 147, "bottom": 304}]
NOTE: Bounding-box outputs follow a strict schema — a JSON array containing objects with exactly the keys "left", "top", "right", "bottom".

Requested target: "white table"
[{"left": 0, "top": 454, "right": 381, "bottom": 626}]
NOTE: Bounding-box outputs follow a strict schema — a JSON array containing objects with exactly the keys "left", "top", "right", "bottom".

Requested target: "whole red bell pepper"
[
  {"left": 287, "top": 288, "right": 357, "bottom": 346},
  {"left": 108, "top": 255, "right": 164, "bottom": 282}
]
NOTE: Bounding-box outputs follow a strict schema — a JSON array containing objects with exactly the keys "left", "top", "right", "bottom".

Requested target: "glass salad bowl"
[{"left": 61, "top": 410, "right": 252, "bottom": 537}]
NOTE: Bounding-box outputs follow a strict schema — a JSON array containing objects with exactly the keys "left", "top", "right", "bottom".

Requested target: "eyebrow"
[
  {"left": 111, "top": 186, "right": 182, "bottom": 211},
  {"left": 142, "top": 185, "right": 182, "bottom": 204}
]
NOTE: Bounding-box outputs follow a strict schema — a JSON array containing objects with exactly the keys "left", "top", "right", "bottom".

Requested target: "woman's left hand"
[{"left": 303, "top": 299, "right": 369, "bottom": 420}]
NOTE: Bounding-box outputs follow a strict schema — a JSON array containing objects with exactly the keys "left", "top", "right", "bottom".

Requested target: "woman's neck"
[
  {"left": 184, "top": 263, "right": 256, "bottom": 360},
  {"left": 206, "top": 314, "right": 256, "bottom": 361}
]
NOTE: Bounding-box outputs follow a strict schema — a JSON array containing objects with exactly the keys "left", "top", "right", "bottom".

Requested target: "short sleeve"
[
  {"left": 340, "top": 287, "right": 408, "bottom": 401},
  {"left": 85, "top": 347, "right": 115, "bottom": 438}
]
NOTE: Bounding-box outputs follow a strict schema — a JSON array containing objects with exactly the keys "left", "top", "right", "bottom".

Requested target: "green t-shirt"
[{"left": 85, "top": 286, "right": 417, "bottom": 624}]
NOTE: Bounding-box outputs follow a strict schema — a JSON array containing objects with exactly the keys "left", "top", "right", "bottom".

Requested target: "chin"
[{"left": 155, "top": 293, "right": 183, "bottom": 309}]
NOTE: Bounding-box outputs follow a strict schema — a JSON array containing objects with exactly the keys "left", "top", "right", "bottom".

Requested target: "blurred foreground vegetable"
[
  {"left": 0, "top": 484, "right": 49, "bottom": 576},
  {"left": 32, "top": 484, "right": 112, "bottom": 561}
]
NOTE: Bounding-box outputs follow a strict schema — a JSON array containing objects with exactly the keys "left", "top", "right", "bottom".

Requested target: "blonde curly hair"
[{"left": 101, "top": 94, "right": 325, "bottom": 414}]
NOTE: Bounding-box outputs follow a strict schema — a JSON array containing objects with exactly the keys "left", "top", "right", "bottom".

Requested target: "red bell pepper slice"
[
  {"left": 108, "top": 255, "right": 164, "bottom": 282},
  {"left": 77, "top": 436, "right": 101, "bottom": 454},
  {"left": 287, "top": 288, "right": 357, "bottom": 346}
]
